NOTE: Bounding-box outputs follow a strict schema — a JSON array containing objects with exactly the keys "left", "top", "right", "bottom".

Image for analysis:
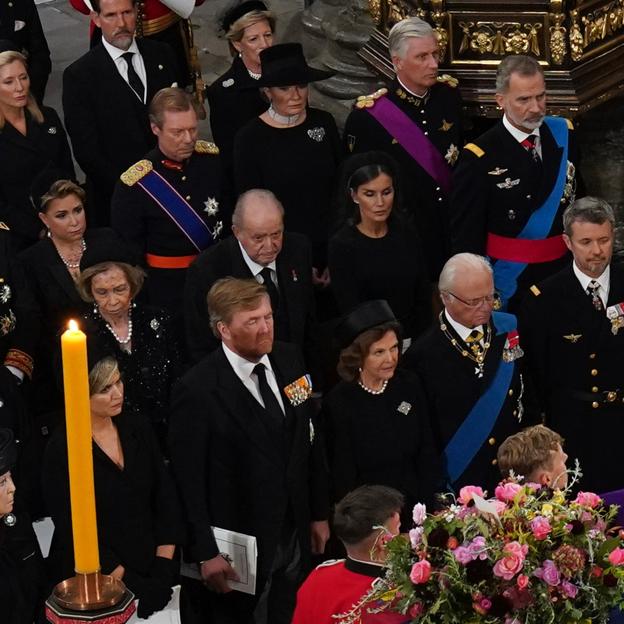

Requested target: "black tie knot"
[{"left": 121, "top": 51, "right": 145, "bottom": 101}]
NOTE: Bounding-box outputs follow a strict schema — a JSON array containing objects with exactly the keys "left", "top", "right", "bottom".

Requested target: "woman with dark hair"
[
  {"left": 77, "top": 245, "right": 182, "bottom": 450},
  {"left": 322, "top": 300, "right": 443, "bottom": 527},
  {"left": 233, "top": 42, "right": 342, "bottom": 275},
  {"left": 329, "top": 151, "right": 431, "bottom": 345},
  {"left": 206, "top": 1, "right": 276, "bottom": 181},
  {"left": 43, "top": 355, "right": 184, "bottom": 619},
  {"left": 0, "top": 49, "right": 74, "bottom": 251}
]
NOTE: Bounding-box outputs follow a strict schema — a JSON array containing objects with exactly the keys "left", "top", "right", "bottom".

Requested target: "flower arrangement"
[{"left": 348, "top": 477, "right": 624, "bottom": 624}]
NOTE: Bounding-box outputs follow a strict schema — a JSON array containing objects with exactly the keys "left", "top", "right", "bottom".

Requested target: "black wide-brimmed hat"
[
  {"left": 222, "top": 1, "right": 269, "bottom": 33},
  {"left": 335, "top": 300, "right": 398, "bottom": 349},
  {"left": 79, "top": 234, "right": 138, "bottom": 272},
  {"left": 0, "top": 39, "right": 19, "bottom": 54},
  {"left": 0, "top": 428, "right": 16, "bottom": 476},
  {"left": 29, "top": 167, "right": 69, "bottom": 212},
  {"left": 255, "top": 43, "right": 333, "bottom": 88}
]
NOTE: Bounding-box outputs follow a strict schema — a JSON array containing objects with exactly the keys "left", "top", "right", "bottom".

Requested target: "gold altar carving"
[{"left": 458, "top": 21, "right": 542, "bottom": 56}]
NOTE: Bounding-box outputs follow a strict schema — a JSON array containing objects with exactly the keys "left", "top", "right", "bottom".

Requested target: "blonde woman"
[{"left": 0, "top": 50, "right": 74, "bottom": 251}]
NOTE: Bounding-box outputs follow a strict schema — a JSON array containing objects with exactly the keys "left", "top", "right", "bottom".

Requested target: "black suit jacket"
[
  {"left": 168, "top": 342, "right": 328, "bottom": 596},
  {"left": 62, "top": 39, "right": 179, "bottom": 207},
  {"left": 184, "top": 233, "right": 316, "bottom": 363},
  {"left": 519, "top": 263, "right": 624, "bottom": 492}
]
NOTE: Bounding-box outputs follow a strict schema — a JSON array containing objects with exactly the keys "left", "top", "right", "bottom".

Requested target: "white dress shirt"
[
  {"left": 445, "top": 310, "right": 484, "bottom": 346},
  {"left": 222, "top": 343, "right": 285, "bottom": 414},
  {"left": 503, "top": 114, "right": 542, "bottom": 159},
  {"left": 101, "top": 37, "right": 147, "bottom": 103},
  {"left": 573, "top": 262, "right": 610, "bottom": 308},
  {"left": 238, "top": 241, "right": 278, "bottom": 288}
]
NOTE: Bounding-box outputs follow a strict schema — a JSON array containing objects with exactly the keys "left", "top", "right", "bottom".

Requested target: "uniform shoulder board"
[
  {"left": 530, "top": 284, "right": 541, "bottom": 297},
  {"left": 0, "top": 222, "right": 9, "bottom": 231},
  {"left": 464, "top": 143, "right": 485, "bottom": 158},
  {"left": 120, "top": 159, "right": 153, "bottom": 186},
  {"left": 315, "top": 558, "right": 345, "bottom": 569},
  {"left": 195, "top": 140, "right": 219, "bottom": 155},
  {"left": 565, "top": 118, "right": 574, "bottom": 130},
  {"left": 354, "top": 88, "right": 388, "bottom": 110},
  {"left": 437, "top": 73, "right": 459, "bottom": 88}
]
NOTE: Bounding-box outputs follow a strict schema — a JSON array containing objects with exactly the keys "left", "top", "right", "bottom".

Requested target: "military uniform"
[
  {"left": 520, "top": 263, "right": 624, "bottom": 493},
  {"left": 450, "top": 118, "right": 580, "bottom": 311},
  {"left": 403, "top": 311, "right": 533, "bottom": 492},
  {"left": 343, "top": 77, "right": 464, "bottom": 279},
  {"left": 111, "top": 141, "right": 227, "bottom": 313}
]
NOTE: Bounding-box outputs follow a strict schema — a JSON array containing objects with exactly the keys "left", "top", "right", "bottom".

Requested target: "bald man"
[{"left": 184, "top": 188, "right": 317, "bottom": 364}]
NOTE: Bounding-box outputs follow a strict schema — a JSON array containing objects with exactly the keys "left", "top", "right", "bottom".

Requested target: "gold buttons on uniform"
[
  {"left": 589, "top": 353, "right": 596, "bottom": 359},
  {"left": 488, "top": 437, "right": 496, "bottom": 446},
  {"left": 508, "top": 389, "right": 514, "bottom": 397},
  {"left": 185, "top": 195, "right": 191, "bottom": 201},
  {"left": 181, "top": 176, "right": 187, "bottom": 181},
  {"left": 591, "top": 369, "right": 598, "bottom": 376},
  {"left": 592, "top": 401, "right": 599, "bottom": 409},
  {"left": 592, "top": 386, "right": 599, "bottom": 393}
]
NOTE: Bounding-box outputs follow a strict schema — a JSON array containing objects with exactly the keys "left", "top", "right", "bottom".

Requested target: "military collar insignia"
[
  {"left": 606, "top": 302, "right": 624, "bottom": 335},
  {"left": 496, "top": 177, "right": 520, "bottom": 189},
  {"left": 283, "top": 374, "right": 313, "bottom": 406},
  {"left": 502, "top": 330, "right": 524, "bottom": 362},
  {"left": 445, "top": 143, "right": 459, "bottom": 166},
  {"left": 439, "top": 119, "right": 454, "bottom": 132},
  {"left": 161, "top": 159, "right": 183, "bottom": 171},
  {"left": 488, "top": 167, "right": 508, "bottom": 176},
  {"left": 563, "top": 333, "right": 582, "bottom": 343},
  {"left": 437, "top": 73, "right": 459, "bottom": 88},
  {"left": 395, "top": 87, "right": 429, "bottom": 108},
  {"left": 210, "top": 221, "right": 223, "bottom": 240}
]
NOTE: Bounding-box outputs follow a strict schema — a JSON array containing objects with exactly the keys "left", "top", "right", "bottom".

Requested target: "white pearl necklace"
[
  {"left": 357, "top": 379, "right": 388, "bottom": 395},
  {"left": 105, "top": 315, "right": 133, "bottom": 347},
  {"left": 248, "top": 69, "right": 261, "bottom": 80},
  {"left": 57, "top": 238, "right": 86, "bottom": 269},
  {"left": 267, "top": 105, "right": 301, "bottom": 126}
]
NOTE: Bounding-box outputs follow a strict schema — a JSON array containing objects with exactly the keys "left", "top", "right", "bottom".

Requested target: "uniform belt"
[
  {"left": 145, "top": 253, "right": 197, "bottom": 269},
  {"left": 486, "top": 233, "right": 567, "bottom": 264},
  {"left": 141, "top": 12, "right": 181, "bottom": 36},
  {"left": 569, "top": 389, "right": 623, "bottom": 405}
]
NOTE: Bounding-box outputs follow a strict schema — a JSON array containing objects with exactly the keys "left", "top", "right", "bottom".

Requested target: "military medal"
[
  {"left": 439, "top": 313, "right": 491, "bottom": 378},
  {"left": 283, "top": 374, "right": 313, "bottom": 406},
  {"left": 204, "top": 197, "right": 219, "bottom": 216},
  {"left": 507, "top": 209, "right": 516, "bottom": 220},
  {"left": 502, "top": 330, "right": 524, "bottom": 362},
  {"left": 445, "top": 143, "right": 459, "bottom": 166},
  {"left": 606, "top": 302, "right": 624, "bottom": 335}
]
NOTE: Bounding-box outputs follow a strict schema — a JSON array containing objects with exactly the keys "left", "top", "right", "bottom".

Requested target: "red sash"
[{"left": 486, "top": 233, "right": 568, "bottom": 264}]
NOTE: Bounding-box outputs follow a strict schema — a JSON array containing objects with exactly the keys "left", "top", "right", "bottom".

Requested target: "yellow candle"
[{"left": 61, "top": 320, "right": 100, "bottom": 574}]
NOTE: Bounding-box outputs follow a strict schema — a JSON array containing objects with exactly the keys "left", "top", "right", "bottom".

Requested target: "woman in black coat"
[
  {"left": 0, "top": 50, "right": 74, "bottom": 251},
  {"left": 323, "top": 300, "right": 445, "bottom": 528},
  {"left": 43, "top": 355, "right": 184, "bottom": 619}
]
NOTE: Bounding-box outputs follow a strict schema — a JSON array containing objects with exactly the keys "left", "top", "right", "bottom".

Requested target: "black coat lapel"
[
  {"left": 537, "top": 122, "right": 563, "bottom": 202},
  {"left": 43, "top": 241, "right": 81, "bottom": 302}
]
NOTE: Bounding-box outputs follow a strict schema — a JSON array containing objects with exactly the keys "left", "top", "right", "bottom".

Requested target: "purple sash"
[{"left": 366, "top": 95, "right": 452, "bottom": 194}]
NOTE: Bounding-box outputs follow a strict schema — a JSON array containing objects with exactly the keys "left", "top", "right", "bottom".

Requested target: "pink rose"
[
  {"left": 530, "top": 516, "right": 552, "bottom": 541},
  {"left": 458, "top": 485, "right": 485, "bottom": 505},
  {"left": 561, "top": 580, "right": 578, "bottom": 598},
  {"left": 493, "top": 541, "right": 527, "bottom": 581},
  {"left": 573, "top": 491, "right": 602, "bottom": 508},
  {"left": 408, "top": 602, "right": 424, "bottom": 618},
  {"left": 454, "top": 546, "right": 473, "bottom": 565},
  {"left": 517, "top": 574, "right": 529, "bottom": 590},
  {"left": 534, "top": 560, "right": 560, "bottom": 586},
  {"left": 412, "top": 503, "right": 427, "bottom": 526},
  {"left": 608, "top": 547, "right": 624, "bottom": 566},
  {"left": 410, "top": 559, "right": 432, "bottom": 585},
  {"left": 495, "top": 482, "right": 523, "bottom": 502},
  {"left": 409, "top": 527, "right": 424, "bottom": 549}
]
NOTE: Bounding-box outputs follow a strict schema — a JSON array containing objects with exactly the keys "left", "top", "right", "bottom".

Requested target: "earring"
[
  {"left": 93, "top": 304, "right": 98, "bottom": 315},
  {"left": 46, "top": 229, "right": 52, "bottom": 238}
]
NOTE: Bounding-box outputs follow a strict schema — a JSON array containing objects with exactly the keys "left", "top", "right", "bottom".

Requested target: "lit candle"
[{"left": 61, "top": 320, "right": 100, "bottom": 574}]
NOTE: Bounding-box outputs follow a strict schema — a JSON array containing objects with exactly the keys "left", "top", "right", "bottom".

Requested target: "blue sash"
[
  {"left": 138, "top": 170, "right": 212, "bottom": 251},
  {"left": 493, "top": 117, "right": 569, "bottom": 308},
  {"left": 444, "top": 312, "right": 517, "bottom": 485}
]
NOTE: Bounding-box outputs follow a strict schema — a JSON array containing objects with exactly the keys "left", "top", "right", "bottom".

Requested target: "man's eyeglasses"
[{"left": 445, "top": 291, "right": 501, "bottom": 308}]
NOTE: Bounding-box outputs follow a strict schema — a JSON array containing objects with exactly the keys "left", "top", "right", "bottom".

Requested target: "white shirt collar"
[
  {"left": 238, "top": 241, "right": 277, "bottom": 276},
  {"left": 572, "top": 262, "right": 610, "bottom": 303},
  {"left": 221, "top": 342, "right": 272, "bottom": 380},
  {"left": 397, "top": 76, "right": 428, "bottom": 99},
  {"left": 502, "top": 113, "right": 540, "bottom": 144},
  {"left": 101, "top": 37, "right": 139, "bottom": 62},
  {"left": 444, "top": 309, "right": 483, "bottom": 342}
]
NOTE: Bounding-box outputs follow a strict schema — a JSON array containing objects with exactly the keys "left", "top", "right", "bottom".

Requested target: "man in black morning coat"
[
  {"left": 520, "top": 197, "right": 624, "bottom": 494},
  {"left": 403, "top": 253, "right": 533, "bottom": 492},
  {"left": 169, "top": 277, "right": 329, "bottom": 624},
  {"left": 62, "top": 0, "right": 180, "bottom": 226},
  {"left": 184, "top": 189, "right": 316, "bottom": 365},
  {"left": 343, "top": 16, "right": 463, "bottom": 281}
]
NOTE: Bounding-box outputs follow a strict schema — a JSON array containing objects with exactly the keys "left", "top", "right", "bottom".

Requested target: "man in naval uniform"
[
  {"left": 520, "top": 197, "right": 624, "bottom": 494},
  {"left": 403, "top": 253, "right": 532, "bottom": 492},
  {"left": 343, "top": 17, "right": 463, "bottom": 281},
  {"left": 450, "top": 54, "right": 581, "bottom": 312},
  {"left": 111, "top": 87, "right": 227, "bottom": 315}
]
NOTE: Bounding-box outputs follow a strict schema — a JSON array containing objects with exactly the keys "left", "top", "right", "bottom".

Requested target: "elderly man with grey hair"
[
  {"left": 184, "top": 188, "right": 317, "bottom": 364},
  {"left": 404, "top": 252, "right": 532, "bottom": 491},
  {"left": 343, "top": 16, "right": 463, "bottom": 282},
  {"left": 520, "top": 196, "right": 624, "bottom": 494},
  {"left": 450, "top": 54, "right": 582, "bottom": 312}
]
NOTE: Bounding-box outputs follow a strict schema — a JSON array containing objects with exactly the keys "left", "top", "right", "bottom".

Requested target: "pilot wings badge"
[{"left": 563, "top": 334, "right": 582, "bottom": 343}]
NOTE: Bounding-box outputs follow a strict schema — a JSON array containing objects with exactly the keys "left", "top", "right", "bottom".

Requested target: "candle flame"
[{"left": 68, "top": 319, "right": 79, "bottom": 332}]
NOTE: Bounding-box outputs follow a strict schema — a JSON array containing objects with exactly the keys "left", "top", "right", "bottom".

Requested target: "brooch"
[
  {"left": 222, "top": 78, "right": 234, "bottom": 88},
  {"left": 48, "top": 126, "right": 57, "bottom": 135},
  {"left": 445, "top": 143, "right": 459, "bottom": 166},
  {"left": 502, "top": 329, "right": 524, "bottom": 362},
  {"left": 307, "top": 127, "right": 325, "bottom": 142},
  {"left": 150, "top": 318, "right": 160, "bottom": 332},
  {"left": 0, "top": 284, "right": 11, "bottom": 304},
  {"left": 291, "top": 269, "right": 298, "bottom": 282},
  {"left": 204, "top": 197, "right": 219, "bottom": 216},
  {"left": 497, "top": 177, "right": 520, "bottom": 190},
  {"left": 606, "top": 302, "right": 624, "bottom": 335},
  {"left": 283, "top": 374, "right": 313, "bottom": 406},
  {"left": 397, "top": 401, "right": 411, "bottom": 415}
]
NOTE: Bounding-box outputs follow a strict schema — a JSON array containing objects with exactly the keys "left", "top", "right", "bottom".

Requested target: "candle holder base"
[{"left": 46, "top": 572, "right": 135, "bottom": 624}]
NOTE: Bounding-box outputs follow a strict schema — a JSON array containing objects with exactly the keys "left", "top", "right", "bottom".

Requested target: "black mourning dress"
[
  {"left": 322, "top": 369, "right": 445, "bottom": 527},
  {"left": 328, "top": 217, "right": 431, "bottom": 340},
  {"left": 84, "top": 303, "right": 182, "bottom": 449},
  {"left": 233, "top": 108, "right": 343, "bottom": 267}
]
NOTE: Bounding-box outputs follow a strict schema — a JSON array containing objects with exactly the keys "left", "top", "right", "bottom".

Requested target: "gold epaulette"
[
  {"left": 0, "top": 222, "right": 9, "bottom": 231},
  {"left": 120, "top": 159, "right": 153, "bottom": 186},
  {"left": 530, "top": 284, "right": 541, "bottom": 297},
  {"left": 354, "top": 88, "right": 388, "bottom": 109},
  {"left": 464, "top": 143, "right": 485, "bottom": 158},
  {"left": 315, "top": 559, "right": 345, "bottom": 569},
  {"left": 437, "top": 73, "right": 459, "bottom": 88},
  {"left": 195, "top": 140, "right": 219, "bottom": 155}
]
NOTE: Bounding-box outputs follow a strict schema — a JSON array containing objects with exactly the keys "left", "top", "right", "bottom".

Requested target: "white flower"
[
  {"left": 409, "top": 527, "right": 424, "bottom": 549},
  {"left": 412, "top": 503, "right": 427, "bottom": 525}
]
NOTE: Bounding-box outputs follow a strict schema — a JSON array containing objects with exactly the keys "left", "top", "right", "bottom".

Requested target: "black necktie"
[
  {"left": 587, "top": 280, "right": 604, "bottom": 311},
  {"left": 253, "top": 363, "right": 283, "bottom": 428},
  {"left": 121, "top": 52, "right": 145, "bottom": 102},
  {"left": 260, "top": 267, "right": 279, "bottom": 312}
]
